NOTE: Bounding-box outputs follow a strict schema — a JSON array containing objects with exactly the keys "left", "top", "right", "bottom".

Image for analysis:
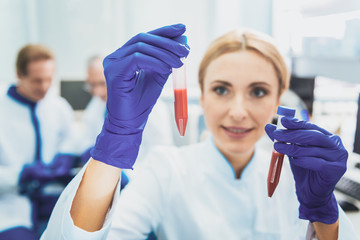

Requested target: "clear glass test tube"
[
  {"left": 267, "top": 106, "right": 296, "bottom": 197},
  {"left": 172, "top": 58, "right": 188, "bottom": 136}
]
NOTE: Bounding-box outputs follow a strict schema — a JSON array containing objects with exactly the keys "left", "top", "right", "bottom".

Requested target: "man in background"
[
  {"left": 79, "top": 56, "right": 108, "bottom": 155},
  {"left": 0, "top": 44, "right": 79, "bottom": 239}
]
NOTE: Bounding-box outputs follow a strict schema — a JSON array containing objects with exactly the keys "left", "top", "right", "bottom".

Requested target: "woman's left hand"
[{"left": 265, "top": 117, "right": 348, "bottom": 224}]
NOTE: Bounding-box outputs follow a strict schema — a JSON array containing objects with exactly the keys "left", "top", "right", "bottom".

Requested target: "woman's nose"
[{"left": 228, "top": 95, "right": 248, "bottom": 121}]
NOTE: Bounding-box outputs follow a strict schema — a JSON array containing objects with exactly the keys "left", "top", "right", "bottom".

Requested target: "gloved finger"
[
  {"left": 289, "top": 156, "right": 344, "bottom": 172},
  {"left": 147, "top": 23, "right": 186, "bottom": 38},
  {"left": 274, "top": 142, "right": 348, "bottom": 162},
  {"left": 281, "top": 117, "right": 332, "bottom": 136},
  {"left": 172, "top": 35, "right": 190, "bottom": 50},
  {"left": 122, "top": 33, "right": 189, "bottom": 58},
  {"left": 115, "top": 42, "right": 184, "bottom": 68},
  {"left": 288, "top": 162, "right": 307, "bottom": 182},
  {"left": 127, "top": 52, "right": 174, "bottom": 75},
  {"left": 272, "top": 129, "right": 337, "bottom": 148},
  {"left": 265, "top": 123, "right": 276, "bottom": 142}
]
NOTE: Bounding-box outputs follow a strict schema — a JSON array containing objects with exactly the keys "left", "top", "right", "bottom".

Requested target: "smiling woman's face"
[{"left": 200, "top": 50, "right": 280, "bottom": 161}]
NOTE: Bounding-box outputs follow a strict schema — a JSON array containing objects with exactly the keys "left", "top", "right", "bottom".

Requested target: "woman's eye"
[
  {"left": 214, "top": 86, "right": 228, "bottom": 95},
  {"left": 252, "top": 88, "right": 267, "bottom": 98}
]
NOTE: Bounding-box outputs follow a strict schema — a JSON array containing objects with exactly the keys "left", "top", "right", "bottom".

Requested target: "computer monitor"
[
  {"left": 60, "top": 80, "right": 92, "bottom": 110},
  {"left": 289, "top": 75, "right": 315, "bottom": 115},
  {"left": 354, "top": 93, "right": 360, "bottom": 154}
]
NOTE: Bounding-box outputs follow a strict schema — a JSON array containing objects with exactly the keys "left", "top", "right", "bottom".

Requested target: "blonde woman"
[{"left": 42, "top": 24, "right": 358, "bottom": 240}]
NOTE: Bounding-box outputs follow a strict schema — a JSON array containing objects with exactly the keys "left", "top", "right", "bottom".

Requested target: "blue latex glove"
[
  {"left": 19, "top": 162, "right": 52, "bottom": 184},
  {"left": 265, "top": 117, "right": 348, "bottom": 224},
  {"left": 19, "top": 154, "right": 77, "bottom": 193},
  {"left": 90, "top": 24, "right": 190, "bottom": 169},
  {"left": 47, "top": 154, "right": 78, "bottom": 176}
]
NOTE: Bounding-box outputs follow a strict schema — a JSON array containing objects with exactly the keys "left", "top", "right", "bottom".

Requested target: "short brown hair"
[
  {"left": 198, "top": 29, "right": 289, "bottom": 96},
  {"left": 16, "top": 44, "right": 55, "bottom": 77}
]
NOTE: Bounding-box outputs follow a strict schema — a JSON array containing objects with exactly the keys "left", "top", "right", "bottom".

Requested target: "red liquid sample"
[
  {"left": 174, "top": 88, "right": 188, "bottom": 136},
  {"left": 267, "top": 150, "right": 285, "bottom": 197}
]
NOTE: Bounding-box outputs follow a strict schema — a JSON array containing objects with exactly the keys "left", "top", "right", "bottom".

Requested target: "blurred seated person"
[
  {"left": 80, "top": 56, "right": 175, "bottom": 179},
  {"left": 0, "top": 44, "right": 80, "bottom": 239},
  {"left": 79, "top": 56, "right": 108, "bottom": 159}
]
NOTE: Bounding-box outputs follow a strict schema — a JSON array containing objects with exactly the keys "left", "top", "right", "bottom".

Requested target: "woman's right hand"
[{"left": 91, "top": 24, "right": 190, "bottom": 169}]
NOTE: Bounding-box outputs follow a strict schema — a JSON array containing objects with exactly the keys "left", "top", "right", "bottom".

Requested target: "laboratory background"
[{"left": 1, "top": 0, "right": 360, "bottom": 238}]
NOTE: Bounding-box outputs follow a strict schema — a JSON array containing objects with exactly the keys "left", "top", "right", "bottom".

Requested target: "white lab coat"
[
  {"left": 41, "top": 137, "right": 359, "bottom": 240},
  {"left": 0, "top": 85, "right": 79, "bottom": 231},
  {"left": 79, "top": 96, "right": 106, "bottom": 153},
  {"left": 80, "top": 96, "right": 175, "bottom": 171}
]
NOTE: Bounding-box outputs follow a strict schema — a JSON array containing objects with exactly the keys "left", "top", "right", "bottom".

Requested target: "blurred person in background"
[
  {"left": 0, "top": 44, "right": 80, "bottom": 239},
  {"left": 79, "top": 55, "right": 108, "bottom": 159}
]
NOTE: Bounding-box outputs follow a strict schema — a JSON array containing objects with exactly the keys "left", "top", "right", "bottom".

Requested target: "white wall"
[{"left": 0, "top": 0, "right": 273, "bottom": 91}]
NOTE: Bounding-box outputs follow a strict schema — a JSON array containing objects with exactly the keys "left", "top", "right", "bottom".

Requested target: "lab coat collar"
[
  {"left": 7, "top": 84, "right": 37, "bottom": 108},
  {"left": 204, "top": 136, "right": 258, "bottom": 182}
]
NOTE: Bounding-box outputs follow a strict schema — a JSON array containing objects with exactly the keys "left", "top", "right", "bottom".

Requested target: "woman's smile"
[{"left": 221, "top": 126, "right": 254, "bottom": 139}]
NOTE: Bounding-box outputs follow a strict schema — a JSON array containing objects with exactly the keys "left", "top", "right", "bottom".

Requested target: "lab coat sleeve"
[
  {"left": 0, "top": 162, "right": 22, "bottom": 193},
  {"left": 107, "top": 149, "right": 169, "bottom": 239},
  {"left": 40, "top": 162, "right": 121, "bottom": 240},
  {"left": 0, "top": 123, "right": 24, "bottom": 192},
  {"left": 305, "top": 206, "right": 360, "bottom": 240}
]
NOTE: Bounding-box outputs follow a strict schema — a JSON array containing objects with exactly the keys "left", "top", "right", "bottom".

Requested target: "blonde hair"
[{"left": 198, "top": 29, "right": 289, "bottom": 96}]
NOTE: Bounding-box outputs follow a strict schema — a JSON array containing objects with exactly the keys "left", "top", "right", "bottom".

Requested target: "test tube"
[
  {"left": 172, "top": 59, "right": 188, "bottom": 136},
  {"left": 267, "top": 106, "right": 296, "bottom": 197}
]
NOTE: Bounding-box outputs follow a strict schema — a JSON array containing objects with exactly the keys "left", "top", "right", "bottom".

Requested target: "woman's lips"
[{"left": 222, "top": 126, "right": 253, "bottom": 138}]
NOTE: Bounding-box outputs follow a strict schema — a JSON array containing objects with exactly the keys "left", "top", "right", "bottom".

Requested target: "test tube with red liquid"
[
  {"left": 267, "top": 106, "right": 296, "bottom": 197},
  {"left": 172, "top": 59, "right": 188, "bottom": 136}
]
